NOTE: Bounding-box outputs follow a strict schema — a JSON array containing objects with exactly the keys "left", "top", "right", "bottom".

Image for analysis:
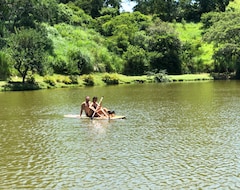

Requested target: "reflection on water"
[{"left": 1, "top": 81, "right": 240, "bottom": 189}]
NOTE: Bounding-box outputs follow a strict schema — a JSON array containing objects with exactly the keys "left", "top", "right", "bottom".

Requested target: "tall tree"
[
  {"left": 132, "top": 0, "right": 231, "bottom": 22},
  {"left": 134, "top": 0, "right": 178, "bottom": 21},
  {"left": 146, "top": 20, "right": 182, "bottom": 74},
  {"left": 75, "top": 0, "right": 121, "bottom": 18},
  {"left": 9, "top": 28, "right": 53, "bottom": 83},
  {"left": 123, "top": 45, "right": 148, "bottom": 75},
  {"left": 1, "top": 0, "right": 59, "bottom": 32},
  {"left": 202, "top": 11, "right": 240, "bottom": 77},
  {"left": 198, "top": 0, "right": 230, "bottom": 13}
]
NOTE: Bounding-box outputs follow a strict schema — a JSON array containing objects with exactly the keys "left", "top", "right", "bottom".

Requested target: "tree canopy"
[
  {"left": 202, "top": 10, "right": 240, "bottom": 77},
  {"left": 133, "top": 0, "right": 232, "bottom": 22},
  {"left": 0, "top": 0, "right": 240, "bottom": 82}
]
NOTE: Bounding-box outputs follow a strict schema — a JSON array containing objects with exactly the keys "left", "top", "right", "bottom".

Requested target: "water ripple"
[{"left": 1, "top": 83, "right": 240, "bottom": 189}]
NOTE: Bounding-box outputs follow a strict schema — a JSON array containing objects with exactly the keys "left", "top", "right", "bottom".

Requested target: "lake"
[{"left": 1, "top": 81, "right": 240, "bottom": 189}]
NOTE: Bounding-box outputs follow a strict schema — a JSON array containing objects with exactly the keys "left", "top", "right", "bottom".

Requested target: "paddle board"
[{"left": 64, "top": 114, "right": 126, "bottom": 120}]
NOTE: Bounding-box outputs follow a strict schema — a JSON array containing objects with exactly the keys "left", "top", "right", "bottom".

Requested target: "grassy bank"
[
  {"left": 0, "top": 73, "right": 213, "bottom": 91},
  {"left": 168, "top": 73, "right": 213, "bottom": 82}
]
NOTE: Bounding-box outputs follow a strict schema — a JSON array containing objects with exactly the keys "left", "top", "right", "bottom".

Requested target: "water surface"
[{"left": 1, "top": 81, "right": 240, "bottom": 189}]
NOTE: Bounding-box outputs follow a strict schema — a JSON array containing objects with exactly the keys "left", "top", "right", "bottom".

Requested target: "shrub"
[
  {"left": 154, "top": 70, "right": 171, "bottom": 82},
  {"left": 82, "top": 74, "right": 94, "bottom": 86},
  {"left": 4, "top": 82, "right": 40, "bottom": 91},
  {"left": 69, "top": 75, "right": 78, "bottom": 84},
  {"left": 62, "top": 76, "right": 72, "bottom": 84},
  {"left": 56, "top": 77, "right": 62, "bottom": 83},
  {"left": 26, "top": 75, "right": 36, "bottom": 84},
  {"left": 68, "top": 49, "right": 93, "bottom": 75},
  {"left": 52, "top": 56, "right": 68, "bottom": 74},
  {"left": 102, "top": 73, "right": 119, "bottom": 85},
  {"left": 43, "top": 76, "right": 56, "bottom": 86}
]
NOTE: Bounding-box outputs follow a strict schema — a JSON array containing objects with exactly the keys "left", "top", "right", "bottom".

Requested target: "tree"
[
  {"left": 68, "top": 50, "right": 93, "bottom": 74},
  {"left": 175, "top": 0, "right": 200, "bottom": 22},
  {"left": 202, "top": 12, "right": 240, "bottom": 45},
  {"left": 202, "top": 11, "right": 240, "bottom": 77},
  {"left": 4, "top": 0, "right": 36, "bottom": 31},
  {"left": 9, "top": 28, "right": 53, "bottom": 83},
  {"left": 213, "top": 44, "right": 240, "bottom": 74},
  {"left": 75, "top": 0, "right": 121, "bottom": 18},
  {"left": 198, "top": 0, "right": 230, "bottom": 13},
  {"left": 0, "top": 52, "right": 11, "bottom": 80},
  {"left": 57, "top": 3, "right": 93, "bottom": 26},
  {"left": 134, "top": 0, "right": 178, "bottom": 22},
  {"left": 100, "top": 12, "right": 150, "bottom": 56},
  {"left": 180, "top": 41, "right": 205, "bottom": 73},
  {"left": 34, "top": 0, "right": 59, "bottom": 25},
  {"left": 133, "top": 0, "right": 231, "bottom": 22},
  {"left": 146, "top": 20, "right": 182, "bottom": 74},
  {"left": 0, "top": 0, "right": 9, "bottom": 38},
  {"left": 1, "top": 0, "right": 59, "bottom": 32},
  {"left": 123, "top": 45, "right": 148, "bottom": 75}
]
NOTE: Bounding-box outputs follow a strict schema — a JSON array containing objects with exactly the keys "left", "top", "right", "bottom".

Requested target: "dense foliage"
[
  {"left": 202, "top": 8, "right": 240, "bottom": 78},
  {"left": 134, "top": 0, "right": 232, "bottom": 22},
  {"left": 0, "top": 0, "right": 239, "bottom": 82}
]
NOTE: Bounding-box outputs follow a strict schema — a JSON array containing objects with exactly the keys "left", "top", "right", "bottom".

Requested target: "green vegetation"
[
  {"left": 168, "top": 73, "right": 213, "bottom": 82},
  {"left": 0, "top": 73, "right": 214, "bottom": 91},
  {"left": 173, "top": 22, "right": 214, "bottom": 65},
  {"left": 0, "top": 0, "right": 239, "bottom": 91}
]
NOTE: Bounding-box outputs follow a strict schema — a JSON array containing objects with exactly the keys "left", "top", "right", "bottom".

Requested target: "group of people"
[{"left": 80, "top": 96, "right": 115, "bottom": 118}]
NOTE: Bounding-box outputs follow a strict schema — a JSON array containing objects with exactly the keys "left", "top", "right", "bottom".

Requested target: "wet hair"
[{"left": 92, "top": 96, "right": 98, "bottom": 101}]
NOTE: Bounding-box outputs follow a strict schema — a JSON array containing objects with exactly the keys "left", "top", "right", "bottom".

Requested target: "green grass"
[
  {"left": 168, "top": 73, "right": 213, "bottom": 81},
  {"left": 228, "top": 0, "right": 240, "bottom": 11},
  {"left": 47, "top": 23, "right": 123, "bottom": 72},
  {"left": 0, "top": 73, "right": 214, "bottom": 91},
  {"left": 172, "top": 22, "right": 214, "bottom": 66}
]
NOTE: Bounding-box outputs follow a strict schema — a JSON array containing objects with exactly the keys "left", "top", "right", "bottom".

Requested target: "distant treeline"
[{"left": 0, "top": 0, "right": 240, "bottom": 83}]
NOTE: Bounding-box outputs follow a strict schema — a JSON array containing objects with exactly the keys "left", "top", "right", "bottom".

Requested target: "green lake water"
[{"left": 1, "top": 81, "right": 240, "bottom": 189}]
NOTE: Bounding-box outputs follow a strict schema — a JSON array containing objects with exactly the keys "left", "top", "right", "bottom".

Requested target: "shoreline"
[{"left": 0, "top": 73, "right": 214, "bottom": 91}]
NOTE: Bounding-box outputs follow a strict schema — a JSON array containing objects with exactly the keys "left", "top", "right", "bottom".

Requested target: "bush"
[
  {"left": 26, "top": 75, "right": 36, "bottom": 84},
  {"left": 4, "top": 82, "right": 40, "bottom": 91},
  {"left": 69, "top": 75, "right": 78, "bottom": 84},
  {"left": 154, "top": 70, "right": 171, "bottom": 82},
  {"left": 123, "top": 45, "right": 148, "bottom": 76},
  {"left": 61, "top": 75, "right": 78, "bottom": 85},
  {"left": 43, "top": 76, "right": 56, "bottom": 86},
  {"left": 82, "top": 74, "right": 94, "bottom": 86},
  {"left": 68, "top": 49, "right": 93, "bottom": 75},
  {"left": 62, "top": 76, "right": 72, "bottom": 84},
  {"left": 52, "top": 56, "right": 68, "bottom": 74},
  {"left": 102, "top": 73, "right": 119, "bottom": 85}
]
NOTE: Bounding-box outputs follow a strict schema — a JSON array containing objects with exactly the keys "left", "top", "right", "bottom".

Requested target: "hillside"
[
  {"left": 173, "top": 22, "right": 214, "bottom": 67},
  {"left": 1, "top": 0, "right": 240, "bottom": 90},
  {"left": 46, "top": 23, "right": 123, "bottom": 73}
]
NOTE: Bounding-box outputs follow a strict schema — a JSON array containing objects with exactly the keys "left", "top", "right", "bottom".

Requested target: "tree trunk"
[{"left": 21, "top": 69, "right": 28, "bottom": 83}]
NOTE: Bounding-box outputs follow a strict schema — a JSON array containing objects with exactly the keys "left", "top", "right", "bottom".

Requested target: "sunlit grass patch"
[
  {"left": 227, "top": 0, "right": 240, "bottom": 11},
  {"left": 173, "top": 22, "right": 202, "bottom": 41},
  {"left": 168, "top": 73, "right": 213, "bottom": 82}
]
